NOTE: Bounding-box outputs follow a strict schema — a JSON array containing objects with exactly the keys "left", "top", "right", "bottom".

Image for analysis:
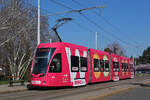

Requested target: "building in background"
[{"left": 136, "top": 64, "right": 150, "bottom": 73}]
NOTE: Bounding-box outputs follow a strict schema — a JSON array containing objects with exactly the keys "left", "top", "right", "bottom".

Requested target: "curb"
[
  {"left": 143, "top": 80, "right": 150, "bottom": 85},
  {"left": 0, "top": 83, "right": 29, "bottom": 94},
  {"left": 0, "top": 87, "right": 28, "bottom": 94},
  {"left": 139, "top": 79, "right": 150, "bottom": 87},
  {"left": 82, "top": 86, "right": 136, "bottom": 100}
]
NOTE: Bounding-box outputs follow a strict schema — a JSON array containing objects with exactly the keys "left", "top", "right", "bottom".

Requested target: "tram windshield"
[
  {"left": 130, "top": 64, "right": 134, "bottom": 72},
  {"left": 32, "top": 48, "right": 55, "bottom": 74}
]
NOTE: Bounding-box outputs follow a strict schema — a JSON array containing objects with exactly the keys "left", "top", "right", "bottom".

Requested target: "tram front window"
[
  {"left": 49, "top": 53, "right": 62, "bottom": 73},
  {"left": 32, "top": 48, "right": 55, "bottom": 75}
]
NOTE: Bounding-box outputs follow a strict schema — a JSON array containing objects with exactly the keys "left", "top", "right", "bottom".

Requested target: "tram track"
[{"left": 0, "top": 76, "right": 148, "bottom": 100}]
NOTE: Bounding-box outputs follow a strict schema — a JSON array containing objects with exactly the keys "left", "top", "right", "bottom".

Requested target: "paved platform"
[
  {"left": 81, "top": 79, "right": 150, "bottom": 100},
  {"left": 101, "top": 86, "right": 150, "bottom": 100},
  {"left": 0, "top": 78, "right": 150, "bottom": 100},
  {"left": 0, "top": 79, "right": 150, "bottom": 100},
  {"left": 0, "top": 83, "right": 28, "bottom": 94},
  {"left": 58, "top": 84, "right": 136, "bottom": 100}
]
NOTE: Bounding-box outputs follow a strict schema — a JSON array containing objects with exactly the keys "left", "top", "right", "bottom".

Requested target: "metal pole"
[
  {"left": 95, "top": 32, "right": 98, "bottom": 49},
  {"left": 133, "top": 56, "right": 135, "bottom": 67},
  {"left": 50, "top": 38, "right": 52, "bottom": 43},
  {"left": 37, "top": 0, "right": 40, "bottom": 45}
]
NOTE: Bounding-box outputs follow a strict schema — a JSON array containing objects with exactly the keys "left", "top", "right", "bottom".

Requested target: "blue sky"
[{"left": 31, "top": 0, "right": 150, "bottom": 57}]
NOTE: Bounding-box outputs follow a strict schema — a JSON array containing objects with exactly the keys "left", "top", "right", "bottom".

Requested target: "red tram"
[{"left": 30, "top": 42, "right": 134, "bottom": 87}]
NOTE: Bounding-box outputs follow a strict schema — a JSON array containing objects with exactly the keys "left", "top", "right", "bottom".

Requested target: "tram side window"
[
  {"left": 130, "top": 64, "right": 134, "bottom": 72},
  {"left": 113, "top": 62, "right": 119, "bottom": 72},
  {"left": 124, "top": 63, "right": 127, "bottom": 72},
  {"left": 113, "top": 62, "right": 116, "bottom": 72},
  {"left": 81, "top": 57, "right": 87, "bottom": 72},
  {"left": 100, "top": 60, "right": 104, "bottom": 72},
  {"left": 116, "top": 62, "right": 119, "bottom": 72},
  {"left": 122, "top": 63, "right": 124, "bottom": 72},
  {"left": 94, "top": 59, "right": 99, "bottom": 72},
  {"left": 49, "top": 53, "right": 62, "bottom": 73},
  {"left": 126, "top": 64, "right": 129, "bottom": 72},
  {"left": 105, "top": 60, "right": 109, "bottom": 72},
  {"left": 71, "top": 56, "right": 79, "bottom": 72},
  {"left": 113, "top": 62, "right": 115, "bottom": 68}
]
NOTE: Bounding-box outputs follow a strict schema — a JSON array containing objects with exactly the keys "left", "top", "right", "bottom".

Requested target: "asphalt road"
[
  {"left": 0, "top": 76, "right": 149, "bottom": 100},
  {"left": 102, "top": 86, "right": 150, "bottom": 100}
]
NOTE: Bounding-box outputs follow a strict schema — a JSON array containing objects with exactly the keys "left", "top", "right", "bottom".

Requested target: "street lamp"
[{"left": 37, "top": 0, "right": 40, "bottom": 45}]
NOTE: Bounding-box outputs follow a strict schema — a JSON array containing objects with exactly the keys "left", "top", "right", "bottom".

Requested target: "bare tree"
[
  {"left": 0, "top": 0, "right": 51, "bottom": 80},
  {"left": 105, "top": 42, "right": 125, "bottom": 56},
  {"left": 104, "top": 48, "right": 112, "bottom": 54}
]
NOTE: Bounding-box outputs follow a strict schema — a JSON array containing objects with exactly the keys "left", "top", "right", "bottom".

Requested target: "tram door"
[
  {"left": 48, "top": 53, "right": 63, "bottom": 86},
  {"left": 113, "top": 61, "right": 119, "bottom": 81},
  {"left": 67, "top": 48, "right": 88, "bottom": 86},
  {"left": 130, "top": 64, "right": 134, "bottom": 78}
]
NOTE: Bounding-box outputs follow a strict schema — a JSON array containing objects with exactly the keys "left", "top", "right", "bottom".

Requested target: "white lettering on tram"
[
  {"left": 65, "top": 47, "right": 86, "bottom": 86},
  {"left": 65, "top": 47, "right": 77, "bottom": 83}
]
